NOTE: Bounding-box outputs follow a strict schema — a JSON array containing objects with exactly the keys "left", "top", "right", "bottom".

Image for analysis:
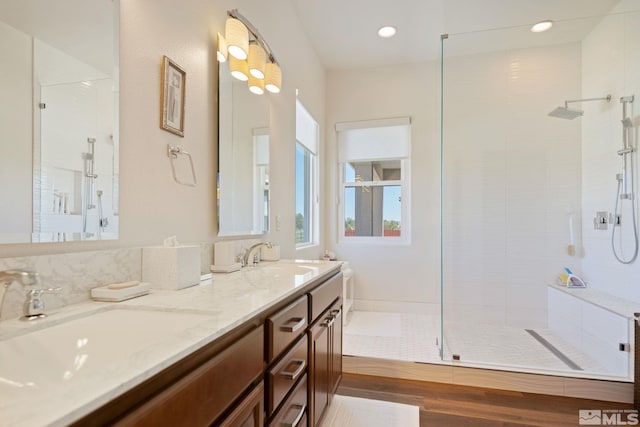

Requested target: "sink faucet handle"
[{"left": 22, "top": 287, "right": 61, "bottom": 321}]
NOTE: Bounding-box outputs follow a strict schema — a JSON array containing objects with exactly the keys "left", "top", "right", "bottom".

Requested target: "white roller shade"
[
  {"left": 336, "top": 117, "right": 411, "bottom": 162},
  {"left": 296, "top": 100, "right": 318, "bottom": 154}
]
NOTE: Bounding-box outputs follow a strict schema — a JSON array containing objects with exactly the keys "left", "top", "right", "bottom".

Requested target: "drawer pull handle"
[
  {"left": 281, "top": 317, "right": 306, "bottom": 333},
  {"left": 330, "top": 308, "right": 341, "bottom": 317},
  {"left": 282, "top": 404, "right": 306, "bottom": 427},
  {"left": 280, "top": 359, "right": 306, "bottom": 381},
  {"left": 321, "top": 316, "right": 334, "bottom": 328}
]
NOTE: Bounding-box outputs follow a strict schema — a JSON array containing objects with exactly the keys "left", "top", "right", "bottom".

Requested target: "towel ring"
[{"left": 167, "top": 144, "right": 197, "bottom": 187}]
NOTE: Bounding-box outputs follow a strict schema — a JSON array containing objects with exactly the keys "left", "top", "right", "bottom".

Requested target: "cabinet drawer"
[
  {"left": 218, "top": 381, "right": 264, "bottom": 427},
  {"left": 268, "top": 374, "right": 308, "bottom": 427},
  {"left": 309, "top": 272, "right": 342, "bottom": 323},
  {"left": 115, "top": 326, "right": 264, "bottom": 427},
  {"left": 267, "top": 335, "right": 308, "bottom": 416},
  {"left": 267, "top": 295, "right": 308, "bottom": 362}
]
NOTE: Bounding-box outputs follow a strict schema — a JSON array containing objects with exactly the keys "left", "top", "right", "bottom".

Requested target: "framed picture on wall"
[{"left": 160, "top": 55, "right": 186, "bottom": 136}]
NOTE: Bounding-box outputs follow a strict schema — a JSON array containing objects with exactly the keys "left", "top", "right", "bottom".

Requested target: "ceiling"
[
  {"left": 291, "top": 0, "right": 625, "bottom": 70},
  {"left": 0, "top": 0, "right": 116, "bottom": 75}
]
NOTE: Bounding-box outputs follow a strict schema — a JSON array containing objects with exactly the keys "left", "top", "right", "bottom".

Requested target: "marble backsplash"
[
  {"left": 0, "top": 240, "right": 255, "bottom": 320},
  {"left": 0, "top": 248, "right": 143, "bottom": 320}
]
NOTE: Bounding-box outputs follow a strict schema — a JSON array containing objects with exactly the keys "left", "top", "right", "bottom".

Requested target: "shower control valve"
[{"left": 594, "top": 211, "right": 609, "bottom": 230}]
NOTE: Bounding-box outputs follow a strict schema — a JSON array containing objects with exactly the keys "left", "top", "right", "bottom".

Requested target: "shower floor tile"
[{"left": 344, "top": 310, "right": 608, "bottom": 375}]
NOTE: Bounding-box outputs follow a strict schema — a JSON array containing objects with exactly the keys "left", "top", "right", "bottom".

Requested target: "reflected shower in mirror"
[
  {"left": 217, "top": 60, "right": 270, "bottom": 236},
  {"left": 0, "top": 0, "right": 119, "bottom": 243}
]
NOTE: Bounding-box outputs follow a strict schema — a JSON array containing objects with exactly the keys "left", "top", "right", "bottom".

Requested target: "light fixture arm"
[{"left": 228, "top": 9, "right": 279, "bottom": 66}]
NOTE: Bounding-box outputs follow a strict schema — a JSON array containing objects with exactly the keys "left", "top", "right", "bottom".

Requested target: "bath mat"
[{"left": 321, "top": 395, "right": 419, "bottom": 427}]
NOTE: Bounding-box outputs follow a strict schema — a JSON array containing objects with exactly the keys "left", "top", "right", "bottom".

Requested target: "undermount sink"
[
  {"left": 256, "top": 261, "right": 322, "bottom": 276},
  {"left": 0, "top": 308, "right": 212, "bottom": 396}
]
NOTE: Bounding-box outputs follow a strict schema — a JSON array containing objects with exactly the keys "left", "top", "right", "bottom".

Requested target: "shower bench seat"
[{"left": 547, "top": 284, "right": 636, "bottom": 379}]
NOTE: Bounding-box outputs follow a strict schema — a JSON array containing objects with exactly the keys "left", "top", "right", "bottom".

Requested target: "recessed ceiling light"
[
  {"left": 531, "top": 20, "right": 553, "bottom": 33},
  {"left": 377, "top": 26, "right": 397, "bottom": 38}
]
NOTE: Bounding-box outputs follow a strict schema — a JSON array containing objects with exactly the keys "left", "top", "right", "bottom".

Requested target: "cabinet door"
[
  {"left": 308, "top": 315, "right": 330, "bottom": 427},
  {"left": 218, "top": 382, "right": 264, "bottom": 427},
  {"left": 328, "top": 304, "right": 342, "bottom": 397}
]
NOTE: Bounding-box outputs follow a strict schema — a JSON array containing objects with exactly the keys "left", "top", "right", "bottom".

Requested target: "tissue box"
[{"left": 142, "top": 245, "right": 200, "bottom": 290}]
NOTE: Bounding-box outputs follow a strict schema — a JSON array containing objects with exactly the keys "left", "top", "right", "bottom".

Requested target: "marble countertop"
[
  {"left": 548, "top": 283, "right": 640, "bottom": 319},
  {"left": 0, "top": 259, "right": 342, "bottom": 427}
]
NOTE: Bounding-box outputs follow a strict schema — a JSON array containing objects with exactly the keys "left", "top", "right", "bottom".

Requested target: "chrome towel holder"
[{"left": 167, "top": 144, "right": 197, "bottom": 187}]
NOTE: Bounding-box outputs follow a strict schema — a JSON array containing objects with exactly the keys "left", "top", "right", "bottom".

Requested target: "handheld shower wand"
[{"left": 612, "top": 95, "right": 638, "bottom": 264}]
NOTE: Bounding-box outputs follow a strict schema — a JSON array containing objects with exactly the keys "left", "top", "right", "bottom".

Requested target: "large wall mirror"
[
  {"left": 0, "top": 0, "right": 119, "bottom": 243},
  {"left": 217, "top": 60, "right": 270, "bottom": 236}
]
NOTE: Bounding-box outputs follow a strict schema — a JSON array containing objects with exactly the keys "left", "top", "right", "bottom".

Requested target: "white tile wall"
[
  {"left": 443, "top": 42, "right": 583, "bottom": 330},
  {"left": 581, "top": 11, "right": 640, "bottom": 302}
]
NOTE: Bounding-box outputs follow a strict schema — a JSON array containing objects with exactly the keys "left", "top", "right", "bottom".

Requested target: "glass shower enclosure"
[{"left": 440, "top": 7, "right": 640, "bottom": 381}]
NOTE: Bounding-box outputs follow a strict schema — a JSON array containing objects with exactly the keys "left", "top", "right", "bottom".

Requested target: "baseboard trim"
[{"left": 342, "top": 355, "right": 633, "bottom": 403}]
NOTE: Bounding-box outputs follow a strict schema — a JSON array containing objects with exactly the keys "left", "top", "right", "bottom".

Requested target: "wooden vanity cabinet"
[
  {"left": 268, "top": 374, "right": 308, "bottom": 427},
  {"left": 265, "top": 295, "right": 309, "bottom": 426},
  {"left": 111, "top": 325, "right": 264, "bottom": 427},
  {"left": 73, "top": 268, "right": 343, "bottom": 427},
  {"left": 218, "top": 382, "right": 265, "bottom": 427},
  {"left": 307, "top": 273, "right": 343, "bottom": 427}
]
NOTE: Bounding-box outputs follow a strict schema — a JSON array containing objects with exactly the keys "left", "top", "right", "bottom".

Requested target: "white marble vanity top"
[{"left": 0, "top": 259, "right": 341, "bottom": 427}]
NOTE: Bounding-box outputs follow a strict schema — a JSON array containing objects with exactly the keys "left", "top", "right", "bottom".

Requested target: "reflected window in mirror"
[
  {"left": 295, "top": 100, "right": 318, "bottom": 247},
  {"left": 0, "top": 0, "right": 119, "bottom": 243}
]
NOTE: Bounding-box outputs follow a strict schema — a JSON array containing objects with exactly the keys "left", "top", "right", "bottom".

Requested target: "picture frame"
[{"left": 160, "top": 55, "right": 186, "bottom": 136}]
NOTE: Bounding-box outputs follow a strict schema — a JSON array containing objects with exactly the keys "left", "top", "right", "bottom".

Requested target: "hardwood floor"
[{"left": 336, "top": 373, "right": 635, "bottom": 426}]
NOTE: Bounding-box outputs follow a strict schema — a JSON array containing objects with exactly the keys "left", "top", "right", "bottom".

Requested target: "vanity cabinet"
[
  {"left": 307, "top": 274, "right": 343, "bottom": 427},
  {"left": 111, "top": 325, "right": 264, "bottom": 427},
  {"left": 72, "top": 267, "right": 342, "bottom": 427},
  {"left": 218, "top": 382, "right": 265, "bottom": 427}
]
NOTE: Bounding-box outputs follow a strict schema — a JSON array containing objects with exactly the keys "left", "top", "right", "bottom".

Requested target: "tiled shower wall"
[
  {"left": 581, "top": 11, "right": 640, "bottom": 302},
  {"left": 442, "top": 42, "right": 583, "bottom": 329}
]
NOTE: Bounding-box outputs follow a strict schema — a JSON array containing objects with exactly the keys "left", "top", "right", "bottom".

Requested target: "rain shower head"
[
  {"left": 548, "top": 106, "right": 583, "bottom": 120},
  {"left": 548, "top": 95, "right": 612, "bottom": 120}
]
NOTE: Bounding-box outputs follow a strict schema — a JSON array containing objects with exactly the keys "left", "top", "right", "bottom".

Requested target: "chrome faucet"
[
  {"left": 22, "top": 287, "right": 62, "bottom": 320},
  {"left": 0, "top": 270, "right": 40, "bottom": 319},
  {"left": 243, "top": 242, "right": 272, "bottom": 266}
]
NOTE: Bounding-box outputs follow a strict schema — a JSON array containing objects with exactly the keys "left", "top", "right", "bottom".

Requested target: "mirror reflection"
[
  {"left": 217, "top": 60, "right": 270, "bottom": 236},
  {"left": 0, "top": 0, "right": 119, "bottom": 243}
]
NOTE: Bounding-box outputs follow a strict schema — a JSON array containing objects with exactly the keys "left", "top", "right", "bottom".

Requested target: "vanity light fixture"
[
  {"left": 229, "top": 55, "right": 249, "bottom": 81},
  {"left": 248, "top": 74, "right": 265, "bottom": 95},
  {"left": 218, "top": 9, "right": 282, "bottom": 95},
  {"left": 377, "top": 25, "right": 397, "bottom": 38},
  {"left": 225, "top": 17, "right": 249, "bottom": 60},
  {"left": 248, "top": 43, "right": 266, "bottom": 79},
  {"left": 531, "top": 20, "right": 553, "bottom": 33},
  {"left": 264, "top": 62, "right": 282, "bottom": 93}
]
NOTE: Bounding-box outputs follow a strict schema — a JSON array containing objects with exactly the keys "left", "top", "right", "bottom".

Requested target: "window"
[
  {"left": 295, "top": 100, "right": 318, "bottom": 246},
  {"left": 337, "top": 118, "right": 411, "bottom": 243}
]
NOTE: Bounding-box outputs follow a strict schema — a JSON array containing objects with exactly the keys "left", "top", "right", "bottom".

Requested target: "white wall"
[
  {"left": 325, "top": 62, "right": 441, "bottom": 313},
  {"left": 442, "top": 43, "right": 582, "bottom": 328},
  {"left": 0, "top": 22, "right": 32, "bottom": 242},
  {"left": 0, "top": 0, "right": 326, "bottom": 262},
  {"left": 581, "top": 11, "right": 640, "bottom": 301}
]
